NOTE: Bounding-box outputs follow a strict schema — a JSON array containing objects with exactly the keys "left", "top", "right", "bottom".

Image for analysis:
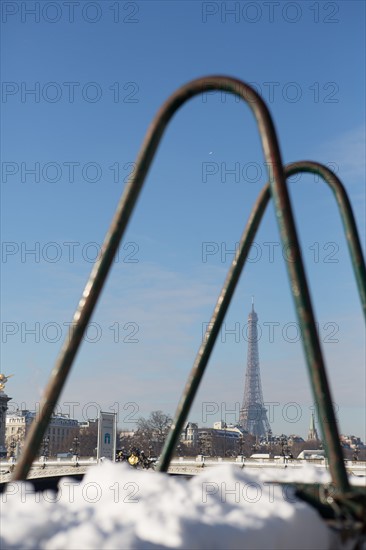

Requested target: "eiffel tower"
[{"left": 240, "top": 299, "right": 270, "bottom": 437}]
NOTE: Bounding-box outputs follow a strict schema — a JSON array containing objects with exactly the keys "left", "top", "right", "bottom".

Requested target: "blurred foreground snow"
[{"left": 0, "top": 462, "right": 362, "bottom": 549}]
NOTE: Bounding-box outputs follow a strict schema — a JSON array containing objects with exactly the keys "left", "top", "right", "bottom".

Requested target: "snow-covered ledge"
[{"left": 1, "top": 461, "right": 362, "bottom": 549}]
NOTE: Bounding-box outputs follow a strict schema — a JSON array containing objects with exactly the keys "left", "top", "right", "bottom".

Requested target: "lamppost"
[
  {"left": 267, "top": 429, "right": 274, "bottom": 459},
  {"left": 198, "top": 432, "right": 204, "bottom": 456},
  {"left": 137, "top": 431, "right": 145, "bottom": 454},
  {"left": 8, "top": 437, "right": 16, "bottom": 472},
  {"left": 251, "top": 437, "right": 260, "bottom": 456},
  {"left": 353, "top": 445, "right": 360, "bottom": 462},
  {"left": 70, "top": 436, "right": 79, "bottom": 466},
  {"left": 279, "top": 435, "right": 289, "bottom": 463},
  {"left": 41, "top": 435, "right": 50, "bottom": 468},
  {"left": 9, "top": 437, "right": 16, "bottom": 459},
  {"left": 237, "top": 434, "right": 245, "bottom": 458},
  {"left": 235, "top": 435, "right": 243, "bottom": 457},
  {"left": 199, "top": 431, "right": 210, "bottom": 457}
]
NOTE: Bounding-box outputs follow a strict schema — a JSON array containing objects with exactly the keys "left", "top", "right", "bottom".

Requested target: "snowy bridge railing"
[{"left": 11, "top": 76, "right": 366, "bottom": 526}]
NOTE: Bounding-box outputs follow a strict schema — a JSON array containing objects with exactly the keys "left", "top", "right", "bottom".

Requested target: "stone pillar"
[{"left": 0, "top": 391, "right": 11, "bottom": 457}]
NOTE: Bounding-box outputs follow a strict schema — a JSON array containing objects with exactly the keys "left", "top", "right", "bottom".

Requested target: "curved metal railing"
[
  {"left": 157, "top": 162, "right": 366, "bottom": 496},
  {"left": 11, "top": 79, "right": 365, "bottom": 522}
]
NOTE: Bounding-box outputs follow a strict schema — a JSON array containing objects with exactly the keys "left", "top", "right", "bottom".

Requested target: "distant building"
[
  {"left": 0, "top": 385, "right": 12, "bottom": 458},
  {"left": 340, "top": 435, "right": 365, "bottom": 449},
  {"left": 307, "top": 412, "right": 319, "bottom": 441},
  {"left": 297, "top": 449, "right": 325, "bottom": 460},
  {"left": 79, "top": 418, "right": 98, "bottom": 431},
  {"left": 181, "top": 421, "right": 245, "bottom": 456},
  {"left": 240, "top": 300, "right": 270, "bottom": 437},
  {"left": 213, "top": 421, "right": 245, "bottom": 437},
  {"left": 5, "top": 409, "right": 78, "bottom": 457},
  {"left": 287, "top": 434, "right": 305, "bottom": 445},
  {"left": 181, "top": 422, "right": 199, "bottom": 447}
]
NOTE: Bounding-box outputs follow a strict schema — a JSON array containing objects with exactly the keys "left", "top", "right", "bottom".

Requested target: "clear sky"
[{"left": 1, "top": 1, "right": 365, "bottom": 440}]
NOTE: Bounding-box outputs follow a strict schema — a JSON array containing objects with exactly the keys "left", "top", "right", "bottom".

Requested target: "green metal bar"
[
  {"left": 159, "top": 161, "right": 365, "bottom": 501},
  {"left": 286, "top": 162, "right": 366, "bottom": 320},
  {"left": 12, "top": 78, "right": 356, "bottom": 502},
  {"left": 157, "top": 186, "right": 269, "bottom": 474},
  {"left": 14, "top": 75, "right": 291, "bottom": 482}
]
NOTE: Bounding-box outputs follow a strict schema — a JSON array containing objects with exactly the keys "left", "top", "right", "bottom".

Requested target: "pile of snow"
[{"left": 0, "top": 462, "right": 352, "bottom": 549}]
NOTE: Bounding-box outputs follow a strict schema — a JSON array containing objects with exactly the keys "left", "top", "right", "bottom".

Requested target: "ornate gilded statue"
[{"left": 0, "top": 374, "right": 13, "bottom": 392}]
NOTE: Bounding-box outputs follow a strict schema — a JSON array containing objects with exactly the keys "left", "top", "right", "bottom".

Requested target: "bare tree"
[
  {"left": 179, "top": 440, "right": 200, "bottom": 458},
  {"left": 5, "top": 426, "right": 25, "bottom": 458},
  {"left": 78, "top": 422, "right": 98, "bottom": 457},
  {"left": 132, "top": 410, "right": 173, "bottom": 455}
]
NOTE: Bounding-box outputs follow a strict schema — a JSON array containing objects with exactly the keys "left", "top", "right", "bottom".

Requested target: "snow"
[{"left": 0, "top": 462, "right": 360, "bottom": 549}]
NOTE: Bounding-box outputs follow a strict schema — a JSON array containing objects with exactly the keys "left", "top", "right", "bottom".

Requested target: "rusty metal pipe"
[
  {"left": 158, "top": 162, "right": 365, "bottom": 501},
  {"left": 12, "top": 78, "right": 352, "bottom": 497}
]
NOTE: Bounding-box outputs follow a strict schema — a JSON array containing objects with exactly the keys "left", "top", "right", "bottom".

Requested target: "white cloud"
[{"left": 322, "top": 125, "right": 366, "bottom": 180}]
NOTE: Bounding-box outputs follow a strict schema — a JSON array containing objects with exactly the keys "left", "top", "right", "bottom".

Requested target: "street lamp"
[
  {"left": 8, "top": 437, "right": 16, "bottom": 472},
  {"left": 70, "top": 436, "right": 79, "bottom": 466},
  {"left": 9, "top": 437, "right": 16, "bottom": 459},
  {"left": 251, "top": 437, "right": 260, "bottom": 456},
  {"left": 267, "top": 430, "right": 274, "bottom": 459},
  {"left": 353, "top": 445, "right": 359, "bottom": 462},
  {"left": 279, "top": 435, "right": 289, "bottom": 462},
  {"left": 43, "top": 436, "right": 50, "bottom": 456},
  {"left": 41, "top": 436, "right": 50, "bottom": 468}
]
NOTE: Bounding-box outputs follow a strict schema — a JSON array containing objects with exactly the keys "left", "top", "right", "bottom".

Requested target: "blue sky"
[{"left": 1, "top": 1, "right": 365, "bottom": 439}]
